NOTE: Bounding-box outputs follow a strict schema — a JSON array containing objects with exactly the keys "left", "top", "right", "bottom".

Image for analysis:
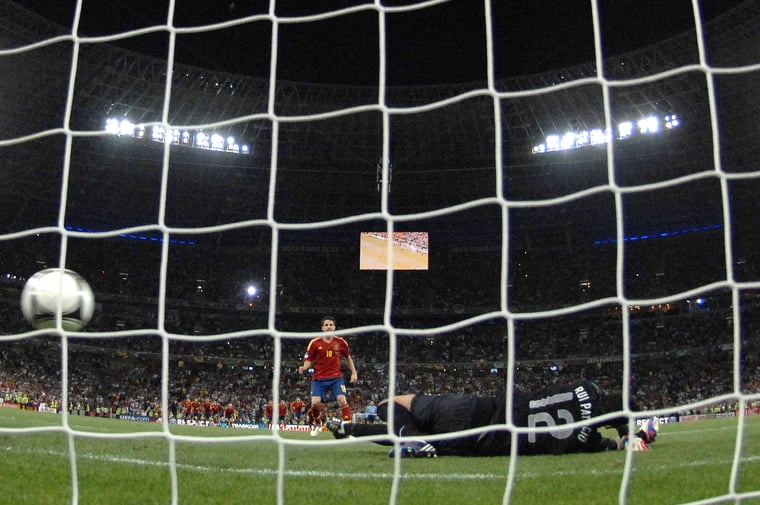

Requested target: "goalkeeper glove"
[{"left": 621, "top": 435, "right": 650, "bottom": 451}]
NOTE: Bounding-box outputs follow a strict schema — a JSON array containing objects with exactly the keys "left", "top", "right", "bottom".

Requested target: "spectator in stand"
[{"left": 364, "top": 400, "right": 378, "bottom": 423}]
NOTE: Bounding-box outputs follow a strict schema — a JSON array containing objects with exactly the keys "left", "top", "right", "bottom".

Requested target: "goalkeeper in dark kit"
[{"left": 327, "top": 379, "right": 658, "bottom": 457}]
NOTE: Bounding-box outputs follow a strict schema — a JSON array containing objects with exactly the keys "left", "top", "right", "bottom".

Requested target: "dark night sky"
[{"left": 13, "top": 0, "right": 747, "bottom": 85}]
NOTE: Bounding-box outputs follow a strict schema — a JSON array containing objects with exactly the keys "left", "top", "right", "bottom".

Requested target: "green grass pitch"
[{"left": 0, "top": 408, "right": 758, "bottom": 505}]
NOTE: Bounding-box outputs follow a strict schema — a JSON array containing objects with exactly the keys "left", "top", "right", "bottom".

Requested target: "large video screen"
[{"left": 359, "top": 232, "right": 429, "bottom": 271}]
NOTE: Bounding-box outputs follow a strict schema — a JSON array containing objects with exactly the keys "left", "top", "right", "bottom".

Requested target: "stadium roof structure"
[{"left": 0, "top": 0, "right": 758, "bottom": 229}]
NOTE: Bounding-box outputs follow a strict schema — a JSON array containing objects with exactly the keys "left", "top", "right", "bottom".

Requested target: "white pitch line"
[
  {"left": 4, "top": 445, "right": 759, "bottom": 482},
  {"left": 2, "top": 445, "right": 501, "bottom": 481}
]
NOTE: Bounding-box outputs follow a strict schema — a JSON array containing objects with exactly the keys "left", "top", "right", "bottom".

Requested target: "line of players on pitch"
[{"left": 297, "top": 316, "right": 659, "bottom": 458}]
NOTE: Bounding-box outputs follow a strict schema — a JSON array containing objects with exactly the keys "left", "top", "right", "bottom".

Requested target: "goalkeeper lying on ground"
[{"left": 327, "top": 379, "right": 658, "bottom": 457}]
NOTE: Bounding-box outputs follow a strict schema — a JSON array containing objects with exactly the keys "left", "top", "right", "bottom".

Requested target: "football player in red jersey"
[
  {"left": 264, "top": 400, "right": 274, "bottom": 425},
  {"left": 297, "top": 315, "right": 358, "bottom": 436},
  {"left": 290, "top": 397, "right": 306, "bottom": 425}
]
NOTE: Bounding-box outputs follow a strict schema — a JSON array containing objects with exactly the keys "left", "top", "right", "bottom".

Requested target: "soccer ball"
[{"left": 20, "top": 268, "right": 95, "bottom": 331}]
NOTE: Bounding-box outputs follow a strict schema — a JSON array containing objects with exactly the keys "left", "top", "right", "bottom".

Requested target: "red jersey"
[
  {"left": 210, "top": 402, "right": 222, "bottom": 416},
  {"left": 290, "top": 400, "right": 306, "bottom": 414},
  {"left": 304, "top": 335, "right": 351, "bottom": 380}
]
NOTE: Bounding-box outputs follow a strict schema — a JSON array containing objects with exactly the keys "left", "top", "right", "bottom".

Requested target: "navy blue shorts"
[{"left": 310, "top": 377, "right": 347, "bottom": 401}]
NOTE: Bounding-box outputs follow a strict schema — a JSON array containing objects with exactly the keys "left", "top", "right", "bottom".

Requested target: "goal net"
[{"left": 1, "top": 0, "right": 759, "bottom": 503}]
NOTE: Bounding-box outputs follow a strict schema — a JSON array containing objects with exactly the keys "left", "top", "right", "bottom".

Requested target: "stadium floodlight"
[
  {"left": 561, "top": 132, "right": 576, "bottom": 150},
  {"left": 575, "top": 130, "right": 590, "bottom": 147},
  {"left": 151, "top": 125, "right": 165, "bottom": 141},
  {"left": 119, "top": 119, "right": 135, "bottom": 136},
  {"left": 589, "top": 128, "right": 607, "bottom": 145},
  {"left": 638, "top": 116, "right": 660, "bottom": 134},
  {"left": 210, "top": 133, "right": 225, "bottom": 150},
  {"left": 244, "top": 284, "right": 260, "bottom": 308},
  {"left": 532, "top": 112, "right": 681, "bottom": 154},
  {"left": 618, "top": 121, "right": 634, "bottom": 139},
  {"left": 104, "top": 118, "right": 120, "bottom": 134},
  {"left": 102, "top": 117, "right": 249, "bottom": 155},
  {"left": 545, "top": 134, "right": 561, "bottom": 151},
  {"left": 665, "top": 113, "right": 680, "bottom": 128},
  {"left": 195, "top": 131, "right": 209, "bottom": 148},
  {"left": 104, "top": 118, "right": 136, "bottom": 137}
]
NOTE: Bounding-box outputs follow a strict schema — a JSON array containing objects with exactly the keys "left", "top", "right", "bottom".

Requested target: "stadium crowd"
[
  {"left": 1, "top": 227, "right": 759, "bottom": 425},
  {"left": 2, "top": 295, "right": 759, "bottom": 424}
]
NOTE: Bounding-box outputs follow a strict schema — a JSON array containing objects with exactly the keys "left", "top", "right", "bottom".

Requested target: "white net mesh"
[{"left": 1, "top": 0, "right": 760, "bottom": 504}]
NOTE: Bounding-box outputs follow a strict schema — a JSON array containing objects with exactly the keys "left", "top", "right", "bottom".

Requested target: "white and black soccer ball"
[{"left": 20, "top": 268, "right": 95, "bottom": 331}]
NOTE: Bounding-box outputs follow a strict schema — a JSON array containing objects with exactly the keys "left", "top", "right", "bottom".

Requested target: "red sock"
[
  {"left": 341, "top": 404, "right": 352, "bottom": 422},
  {"left": 309, "top": 405, "right": 322, "bottom": 425}
]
